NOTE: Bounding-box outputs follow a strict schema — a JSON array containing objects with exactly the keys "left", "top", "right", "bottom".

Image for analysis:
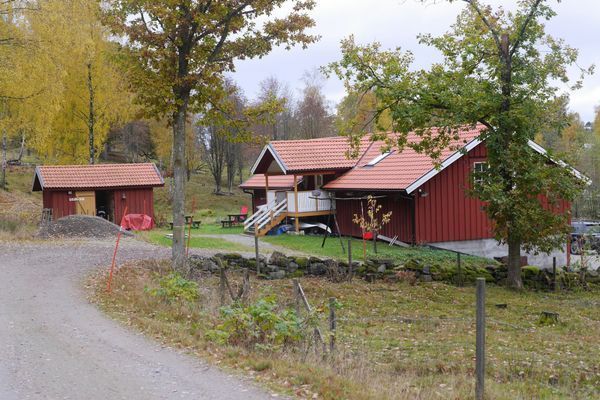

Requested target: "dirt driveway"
[{"left": 0, "top": 239, "right": 272, "bottom": 400}]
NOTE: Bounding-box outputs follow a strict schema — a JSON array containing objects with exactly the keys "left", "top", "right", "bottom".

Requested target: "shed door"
[{"left": 75, "top": 191, "right": 96, "bottom": 216}]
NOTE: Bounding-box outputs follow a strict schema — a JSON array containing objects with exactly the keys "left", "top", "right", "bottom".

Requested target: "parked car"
[{"left": 570, "top": 221, "right": 600, "bottom": 254}]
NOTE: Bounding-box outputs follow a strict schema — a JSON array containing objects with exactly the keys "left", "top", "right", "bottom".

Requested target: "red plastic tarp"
[{"left": 121, "top": 214, "right": 153, "bottom": 231}]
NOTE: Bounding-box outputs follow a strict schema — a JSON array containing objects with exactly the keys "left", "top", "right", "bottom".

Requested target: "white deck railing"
[{"left": 286, "top": 190, "right": 334, "bottom": 213}]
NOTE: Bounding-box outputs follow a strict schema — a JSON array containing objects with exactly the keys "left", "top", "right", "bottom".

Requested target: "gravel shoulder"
[{"left": 0, "top": 238, "right": 272, "bottom": 400}]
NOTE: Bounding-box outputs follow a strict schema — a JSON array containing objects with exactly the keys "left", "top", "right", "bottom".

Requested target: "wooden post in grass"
[
  {"left": 457, "top": 252, "right": 463, "bottom": 287},
  {"left": 348, "top": 239, "right": 353, "bottom": 281},
  {"left": 552, "top": 256, "right": 557, "bottom": 292},
  {"left": 329, "top": 297, "right": 336, "bottom": 353},
  {"left": 476, "top": 278, "right": 486, "bottom": 400},
  {"left": 254, "top": 226, "right": 260, "bottom": 275},
  {"left": 293, "top": 278, "right": 301, "bottom": 316},
  {"left": 241, "top": 268, "right": 250, "bottom": 303},
  {"left": 219, "top": 265, "right": 226, "bottom": 306},
  {"left": 107, "top": 206, "right": 128, "bottom": 293}
]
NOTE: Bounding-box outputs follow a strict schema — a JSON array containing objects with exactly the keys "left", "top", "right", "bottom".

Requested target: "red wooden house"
[
  {"left": 240, "top": 125, "right": 580, "bottom": 267},
  {"left": 33, "top": 163, "right": 164, "bottom": 224}
]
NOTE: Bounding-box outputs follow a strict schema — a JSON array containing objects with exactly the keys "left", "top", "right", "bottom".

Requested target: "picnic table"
[
  {"left": 221, "top": 213, "right": 247, "bottom": 228},
  {"left": 169, "top": 215, "right": 201, "bottom": 230}
]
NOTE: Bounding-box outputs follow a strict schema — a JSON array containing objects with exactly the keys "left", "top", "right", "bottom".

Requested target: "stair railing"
[{"left": 244, "top": 199, "right": 276, "bottom": 230}]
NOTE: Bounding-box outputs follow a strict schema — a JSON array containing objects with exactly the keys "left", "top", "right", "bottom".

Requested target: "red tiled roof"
[
  {"left": 323, "top": 125, "right": 485, "bottom": 191},
  {"left": 33, "top": 163, "right": 164, "bottom": 191},
  {"left": 239, "top": 174, "right": 302, "bottom": 189},
  {"left": 266, "top": 136, "right": 372, "bottom": 172}
]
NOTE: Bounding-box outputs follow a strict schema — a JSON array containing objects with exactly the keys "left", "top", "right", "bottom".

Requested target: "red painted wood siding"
[
  {"left": 113, "top": 188, "right": 155, "bottom": 225},
  {"left": 43, "top": 188, "right": 155, "bottom": 225},
  {"left": 252, "top": 189, "right": 267, "bottom": 212},
  {"left": 414, "top": 142, "right": 491, "bottom": 243},
  {"left": 413, "top": 143, "right": 572, "bottom": 244},
  {"left": 43, "top": 191, "right": 76, "bottom": 219},
  {"left": 336, "top": 195, "right": 414, "bottom": 243}
]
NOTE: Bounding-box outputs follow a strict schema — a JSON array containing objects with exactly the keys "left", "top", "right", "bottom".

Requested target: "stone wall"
[{"left": 186, "top": 251, "right": 598, "bottom": 290}]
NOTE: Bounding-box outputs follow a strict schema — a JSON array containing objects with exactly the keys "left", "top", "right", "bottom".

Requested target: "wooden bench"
[
  {"left": 169, "top": 220, "right": 202, "bottom": 230},
  {"left": 221, "top": 219, "right": 235, "bottom": 228}
]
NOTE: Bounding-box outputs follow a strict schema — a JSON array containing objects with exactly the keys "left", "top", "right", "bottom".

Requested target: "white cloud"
[{"left": 231, "top": 0, "right": 600, "bottom": 121}]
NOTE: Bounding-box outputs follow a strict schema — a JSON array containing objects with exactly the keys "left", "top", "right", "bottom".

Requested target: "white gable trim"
[
  {"left": 527, "top": 140, "right": 590, "bottom": 184},
  {"left": 405, "top": 138, "right": 482, "bottom": 194},
  {"left": 32, "top": 166, "right": 44, "bottom": 191},
  {"left": 250, "top": 144, "right": 288, "bottom": 175},
  {"left": 406, "top": 138, "right": 589, "bottom": 194}
]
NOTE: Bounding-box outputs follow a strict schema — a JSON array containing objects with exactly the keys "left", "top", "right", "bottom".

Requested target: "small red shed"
[{"left": 32, "top": 163, "right": 164, "bottom": 224}]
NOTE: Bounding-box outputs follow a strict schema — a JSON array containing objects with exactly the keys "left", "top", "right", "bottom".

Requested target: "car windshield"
[{"left": 572, "top": 222, "right": 600, "bottom": 234}]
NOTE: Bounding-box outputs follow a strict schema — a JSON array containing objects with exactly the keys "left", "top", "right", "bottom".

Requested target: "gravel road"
[{"left": 0, "top": 239, "right": 272, "bottom": 400}]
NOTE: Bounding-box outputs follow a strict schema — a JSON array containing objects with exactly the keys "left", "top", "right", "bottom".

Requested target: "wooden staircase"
[{"left": 244, "top": 199, "right": 288, "bottom": 237}]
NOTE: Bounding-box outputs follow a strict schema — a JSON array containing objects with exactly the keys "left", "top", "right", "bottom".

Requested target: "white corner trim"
[
  {"left": 405, "top": 138, "right": 482, "bottom": 194},
  {"left": 250, "top": 144, "right": 288, "bottom": 175}
]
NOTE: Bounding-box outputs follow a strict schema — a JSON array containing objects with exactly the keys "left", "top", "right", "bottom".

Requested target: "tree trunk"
[
  {"left": 373, "top": 231, "right": 378, "bottom": 254},
  {"left": 506, "top": 234, "right": 523, "bottom": 289},
  {"left": 172, "top": 100, "right": 188, "bottom": 271},
  {"left": 18, "top": 134, "right": 24, "bottom": 161},
  {"left": 1, "top": 130, "right": 6, "bottom": 190},
  {"left": 87, "top": 63, "right": 95, "bottom": 165}
]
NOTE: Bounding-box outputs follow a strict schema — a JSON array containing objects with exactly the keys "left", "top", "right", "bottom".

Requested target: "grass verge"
[
  {"left": 90, "top": 261, "right": 599, "bottom": 400},
  {"left": 264, "top": 234, "right": 494, "bottom": 269},
  {"left": 140, "top": 229, "right": 252, "bottom": 252}
]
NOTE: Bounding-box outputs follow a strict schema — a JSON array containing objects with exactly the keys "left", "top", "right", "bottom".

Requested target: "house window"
[
  {"left": 315, "top": 174, "right": 323, "bottom": 188},
  {"left": 366, "top": 151, "right": 394, "bottom": 166},
  {"left": 473, "top": 162, "right": 488, "bottom": 185}
]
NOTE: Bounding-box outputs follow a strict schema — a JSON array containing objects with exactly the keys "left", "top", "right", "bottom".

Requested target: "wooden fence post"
[
  {"left": 457, "top": 252, "right": 463, "bottom": 287},
  {"left": 241, "top": 268, "right": 250, "bottom": 303},
  {"left": 552, "top": 256, "right": 557, "bottom": 292},
  {"left": 219, "top": 266, "right": 226, "bottom": 306},
  {"left": 254, "top": 227, "right": 261, "bottom": 275},
  {"left": 293, "top": 278, "right": 301, "bottom": 316},
  {"left": 476, "top": 278, "right": 486, "bottom": 400},
  {"left": 348, "top": 240, "right": 353, "bottom": 281},
  {"left": 329, "top": 297, "right": 336, "bottom": 354}
]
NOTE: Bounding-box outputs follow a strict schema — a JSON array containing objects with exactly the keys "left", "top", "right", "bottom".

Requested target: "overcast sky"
[{"left": 231, "top": 0, "right": 600, "bottom": 122}]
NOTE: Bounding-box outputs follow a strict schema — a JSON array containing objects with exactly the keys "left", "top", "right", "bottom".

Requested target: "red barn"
[
  {"left": 240, "top": 125, "right": 581, "bottom": 268},
  {"left": 32, "top": 163, "right": 164, "bottom": 224}
]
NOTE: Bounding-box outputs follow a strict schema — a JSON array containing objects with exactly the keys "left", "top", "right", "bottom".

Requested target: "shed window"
[
  {"left": 366, "top": 151, "right": 394, "bottom": 166},
  {"left": 473, "top": 162, "right": 488, "bottom": 185}
]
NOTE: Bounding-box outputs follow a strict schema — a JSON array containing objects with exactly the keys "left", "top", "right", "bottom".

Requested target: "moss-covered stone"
[
  {"left": 294, "top": 257, "right": 309, "bottom": 269},
  {"left": 222, "top": 252, "right": 243, "bottom": 260},
  {"left": 289, "top": 270, "right": 305, "bottom": 278}
]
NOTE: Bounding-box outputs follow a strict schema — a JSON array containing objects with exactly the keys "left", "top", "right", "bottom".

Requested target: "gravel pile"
[{"left": 38, "top": 215, "right": 134, "bottom": 239}]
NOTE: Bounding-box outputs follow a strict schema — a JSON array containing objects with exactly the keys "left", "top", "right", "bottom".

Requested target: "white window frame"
[
  {"left": 315, "top": 174, "right": 323, "bottom": 188},
  {"left": 473, "top": 161, "right": 488, "bottom": 185}
]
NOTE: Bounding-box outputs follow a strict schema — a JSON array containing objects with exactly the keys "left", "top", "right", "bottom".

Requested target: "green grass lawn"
[
  {"left": 141, "top": 228, "right": 252, "bottom": 252},
  {"left": 263, "top": 234, "right": 494, "bottom": 268}
]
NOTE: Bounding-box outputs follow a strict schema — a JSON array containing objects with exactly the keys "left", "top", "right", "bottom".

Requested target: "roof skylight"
[{"left": 365, "top": 151, "right": 394, "bottom": 166}]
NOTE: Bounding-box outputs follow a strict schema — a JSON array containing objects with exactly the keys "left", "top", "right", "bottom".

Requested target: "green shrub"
[
  {"left": 145, "top": 272, "right": 199, "bottom": 303},
  {"left": 207, "top": 296, "right": 304, "bottom": 351}
]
